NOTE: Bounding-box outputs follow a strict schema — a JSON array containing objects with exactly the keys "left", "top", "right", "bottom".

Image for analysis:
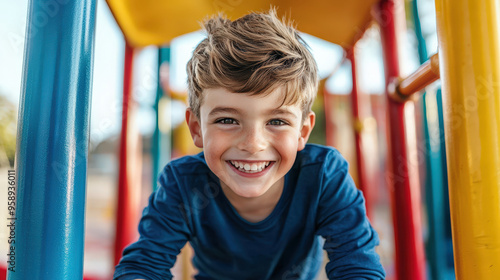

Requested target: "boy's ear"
[
  {"left": 186, "top": 108, "right": 204, "bottom": 148},
  {"left": 297, "top": 112, "right": 315, "bottom": 151}
]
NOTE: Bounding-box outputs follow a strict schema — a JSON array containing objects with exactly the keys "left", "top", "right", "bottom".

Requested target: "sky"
[
  {"left": 0, "top": 0, "right": 29, "bottom": 104},
  {"left": 0, "top": 0, "right": 436, "bottom": 146}
]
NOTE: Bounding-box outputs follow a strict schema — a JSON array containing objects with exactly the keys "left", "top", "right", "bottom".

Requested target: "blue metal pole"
[
  {"left": 411, "top": 1, "right": 454, "bottom": 279},
  {"left": 152, "top": 47, "right": 171, "bottom": 191},
  {"left": 9, "top": 0, "right": 96, "bottom": 279}
]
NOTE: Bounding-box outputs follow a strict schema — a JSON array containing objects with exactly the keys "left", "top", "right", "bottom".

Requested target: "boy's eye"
[
  {"left": 268, "top": 119, "right": 286, "bottom": 126},
  {"left": 216, "top": 118, "right": 238, "bottom": 124}
]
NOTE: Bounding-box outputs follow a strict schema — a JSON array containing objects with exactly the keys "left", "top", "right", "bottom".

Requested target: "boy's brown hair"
[{"left": 186, "top": 9, "right": 319, "bottom": 119}]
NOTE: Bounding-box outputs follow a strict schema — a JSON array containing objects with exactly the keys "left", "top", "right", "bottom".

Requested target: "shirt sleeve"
[
  {"left": 315, "top": 150, "right": 385, "bottom": 279},
  {"left": 113, "top": 165, "right": 191, "bottom": 280}
]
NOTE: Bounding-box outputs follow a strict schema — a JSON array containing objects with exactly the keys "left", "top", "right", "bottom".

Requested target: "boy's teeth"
[{"left": 230, "top": 161, "right": 270, "bottom": 173}]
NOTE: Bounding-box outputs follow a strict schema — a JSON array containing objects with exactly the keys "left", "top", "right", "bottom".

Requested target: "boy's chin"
[{"left": 223, "top": 182, "right": 270, "bottom": 199}]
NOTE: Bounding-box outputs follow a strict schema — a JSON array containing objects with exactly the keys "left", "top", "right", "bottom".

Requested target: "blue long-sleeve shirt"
[{"left": 114, "top": 144, "right": 385, "bottom": 279}]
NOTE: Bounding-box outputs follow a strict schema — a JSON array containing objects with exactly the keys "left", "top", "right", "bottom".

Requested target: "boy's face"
[{"left": 186, "top": 87, "right": 315, "bottom": 199}]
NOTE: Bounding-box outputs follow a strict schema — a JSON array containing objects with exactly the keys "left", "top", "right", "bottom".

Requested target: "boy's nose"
[{"left": 237, "top": 127, "right": 267, "bottom": 154}]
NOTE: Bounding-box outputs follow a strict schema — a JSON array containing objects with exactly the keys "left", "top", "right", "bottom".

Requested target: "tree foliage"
[{"left": 0, "top": 94, "right": 17, "bottom": 167}]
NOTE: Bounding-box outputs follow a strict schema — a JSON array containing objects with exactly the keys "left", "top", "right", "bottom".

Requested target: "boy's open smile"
[{"left": 227, "top": 160, "right": 273, "bottom": 175}]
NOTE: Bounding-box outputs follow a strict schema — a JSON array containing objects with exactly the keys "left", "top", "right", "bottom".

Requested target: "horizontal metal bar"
[{"left": 389, "top": 53, "right": 440, "bottom": 102}]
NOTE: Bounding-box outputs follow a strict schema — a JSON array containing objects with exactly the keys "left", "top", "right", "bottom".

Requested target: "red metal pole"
[
  {"left": 114, "top": 43, "right": 141, "bottom": 266},
  {"left": 375, "top": 1, "right": 426, "bottom": 279},
  {"left": 347, "top": 49, "right": 373, "bottom": 219}
]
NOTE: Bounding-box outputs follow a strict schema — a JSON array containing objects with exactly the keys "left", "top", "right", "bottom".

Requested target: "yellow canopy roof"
[{"left": 106, "top": 0, "right": 379, "bottom": 48}]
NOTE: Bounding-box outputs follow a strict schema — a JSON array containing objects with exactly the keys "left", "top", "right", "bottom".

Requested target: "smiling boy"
[{"left": 114, "top": 9, "right": 385, "bottom": 280}]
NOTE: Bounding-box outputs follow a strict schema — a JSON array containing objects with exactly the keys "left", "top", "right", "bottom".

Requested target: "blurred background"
[{"left": 0, "top": 0, "right": 444, "bottom": 279}]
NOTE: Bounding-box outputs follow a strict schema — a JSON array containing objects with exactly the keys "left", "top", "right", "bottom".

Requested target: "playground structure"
[{"left": 3, "top": 0, "right": 500, "bottom": 279}]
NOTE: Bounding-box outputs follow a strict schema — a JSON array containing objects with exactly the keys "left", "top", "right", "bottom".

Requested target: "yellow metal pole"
[{"left": 435, "top": 0, "right": 500, "bottom": 278}]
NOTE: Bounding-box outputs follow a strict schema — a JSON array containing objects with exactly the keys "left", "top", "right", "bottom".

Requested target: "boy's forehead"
[
  {"left": 200, "top": 87, "right": 302, "bottom": 116},
  {"left": 201, "top": 87, "right": 299, "bottom": 105}
]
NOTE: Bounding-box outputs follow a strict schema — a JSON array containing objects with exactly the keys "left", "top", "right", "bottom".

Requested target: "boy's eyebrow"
[
  {"left": 208, "top": 107, "right": 240, "bottom": 117},
  {"left": 269, "top": 108, "right": 299, "bottom": 119},
  {"left": 208, "top": 106, "right": 299, "bottom": 119}
]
